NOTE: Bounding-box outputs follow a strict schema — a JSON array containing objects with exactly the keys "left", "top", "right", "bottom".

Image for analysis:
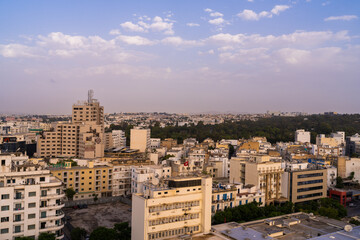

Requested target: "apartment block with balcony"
[
  {"left": 132, "top": 176, "right": 212, "bottom": 240},
  {"left": 50, "top": 161, "right": 112, "bottom": 200},
  {"left": 0, "top": 153, "right": 65, "bottom": 240}
]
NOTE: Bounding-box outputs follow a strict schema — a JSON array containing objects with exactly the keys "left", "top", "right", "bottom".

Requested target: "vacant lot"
[{"left": 64, "top": 201, "right": 131, "bottom": 233}]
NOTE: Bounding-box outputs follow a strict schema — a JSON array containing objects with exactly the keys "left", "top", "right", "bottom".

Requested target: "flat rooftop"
[{"left": 212, "top": 213, "right": 353, "bottom": 240}]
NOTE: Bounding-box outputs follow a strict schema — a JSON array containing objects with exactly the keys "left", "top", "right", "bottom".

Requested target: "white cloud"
[
  {"left": 324, "top": 15, "right": 358, "bottom": 21},
  {"left": 120, "top": 16, "right": 174, "bottom": 35},
  {"left": 247, "top": 0, "right": 254, "bottom": 2},
  {"left": 238, "top": 5, "right": 290, "bottom": 21},
  {"left": 120, "top": 21, "right": 146, "bottom": 32},
  {"left": 0, "top": 43, "right": 38, "bottom": 58},
  {"left": 210, "top": 12, "right": 223, "bottom": 17},
  {"left": 116, "top": 35, "right": 155, "bottom": 46},
  {"left": 271, "top": 5, "right": 290, "bottom": 15},
  {"left": 209, "top": 17, "right": 226, "bottom": 25},
  {"left": 186, "top": 23, "right": 200, "bottom": 27},
  {"left": 109, "top": 29, "right": 121, "bottom": 35},
  {"left": 161, "top": 36, "right": 200, "bottom": 47},
  {"left": 204, "top": 8, "right": 213, "bottom": 12}
]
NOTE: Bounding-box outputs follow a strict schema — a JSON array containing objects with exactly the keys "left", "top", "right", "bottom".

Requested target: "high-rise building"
[
  {"left": 130, "top": 128, "right": 150, "bottom": 152},
  {"left": 131, "top": 176, "right": 212, "bottom": 240},
  {"left": 36, "top": 90, "right": 104, "bottom": 159},
  {"left": 0, "top": 154, "right": 65, "bottom": 240}
]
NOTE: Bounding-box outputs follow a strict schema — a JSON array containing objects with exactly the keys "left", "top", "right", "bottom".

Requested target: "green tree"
[
  {"left": 38, "top": 233, "right": 56, "bottom": 240},
  {"left": 349, "top": 172, "right": 355, "bottom": 180},
  {"left": 90, "top": 227, "right": 118, "bottom": 240},
  {"left": 15, "top": 237, "right": 34, "bottom": 240},
  {"left": 335, "top": 177, "right": 344, "bottom": 188},
  {"left": 71, "top": 227, "right": 87, "bottom": 240},
  {"left": 65, "top": 188, "right": 76, "bottom": 200},
  {"left": 114, "top": 222, "right": 131, "bottom": 240}
]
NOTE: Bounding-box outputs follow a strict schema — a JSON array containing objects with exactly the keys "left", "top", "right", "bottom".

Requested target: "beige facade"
[
  {"left": 130, "top": 128, "right": 150, "bottom": 152},
  {"left": 230, "top": 155, "right": 285, "bottom": 204},
  {"left": 0, "top": 154, "right": 65, "bottom": 240},
  {"left": 36, "top": 91, "right": 104, "bottom": 159},
  {"left": 282, "top": 169, "right": 327, "bottom": 203},
  {"left": 131, "top": 176, "right": 212, "bottom": 240}
]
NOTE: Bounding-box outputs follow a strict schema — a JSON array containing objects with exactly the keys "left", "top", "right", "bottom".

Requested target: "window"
[
  {"left": 1, "top": 194, "right": 9, "bottom": 200},
  {"left": 28, "top": 203, "right": 36, "bottom": 208},
  {"left": 28, "top": 214, "right": 36, "bottom": 219},
  {"left": 1, "top": 217, "right": 9, "bottom": 222},
  {"left": 40, "top": 177, "right": 45, "bottom": 182},
  {"left": 0, "top": 228, "right": 9, "bottom": 234},
  {"left": 28, "top": 192, "right": 36, "bottom": 197},
  {"left": 28, "top": 224, "right": 36, "bottom": 230},
  {"left": 41, "top": 211, "right": 47, "bottom": 218},
  {"left": 14, "top": 225, "right": 21, "bottom": 233},
  {"left": 1, "top": 205, "right": 9, "bottom": 211},
  {"left": 1, "top": 160, "right": 5, "bottom": 166},
  {"left": 41, "top": 190, "right": 47, "bottom": 197}
]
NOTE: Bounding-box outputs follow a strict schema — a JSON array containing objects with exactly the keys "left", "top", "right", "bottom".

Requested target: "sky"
[{"left": 0, "top": 0, "right": 359, "bottom": 114}]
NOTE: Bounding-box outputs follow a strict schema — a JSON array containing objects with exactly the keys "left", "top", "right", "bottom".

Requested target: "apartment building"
[
  {"left": 36, "top": 90, "right": 104, "bottom": 159},
  {"left": 295, "top": 129, "right": 311, "bottom": 143},
  {"left": 282, "top": 168, "right": 327, "bottom": 203},
  {"left": 49, "top": 161, "right": 112, "bottom": 200},
  {"left": 132, "top": 176, "right": 212, "bottom": 240},
  {"left": 0, "top": 154, "right": 65, "bottom": 240},
  {"left": 131, "top": 165, "right": 171, "bottom": 194},
  {"left": 112, "top": 165, "right": 132, "bottom": 196},
  {"left": 230, "top": 155, "right": 285, "bottom": 204},
  {"left": 130, "top": 128, "right": 150, "bottom": 153}
]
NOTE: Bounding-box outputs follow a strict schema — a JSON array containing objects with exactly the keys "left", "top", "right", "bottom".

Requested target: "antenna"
[{"left": 88, "top": 89, "right": 94, "bottom": 103}]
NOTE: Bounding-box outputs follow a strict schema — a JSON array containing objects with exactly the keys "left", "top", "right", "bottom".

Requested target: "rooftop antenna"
[{"left": 88, "top": 89, "right": 94, "bottom": 103}]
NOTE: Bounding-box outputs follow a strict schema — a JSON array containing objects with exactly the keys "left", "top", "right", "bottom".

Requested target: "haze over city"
[{"left": 1, "top": 0, "right": 359, "bottom": 114}]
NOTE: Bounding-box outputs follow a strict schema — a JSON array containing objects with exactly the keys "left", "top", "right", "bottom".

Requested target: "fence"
[{"left": 64, "top": 196, "right": 131, "bottom": 207}]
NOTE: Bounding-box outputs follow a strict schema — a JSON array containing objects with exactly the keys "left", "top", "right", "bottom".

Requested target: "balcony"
[
  {"left": 41, "top": 212, "right": 65, "bottom": 220},
  {"left": 39, "top": 224, "right": 64, "bottom": 232},
  {"left": 13, "top": 207, "right": 24, "bottom": 211},
  {"left": 40, "top": 193, "right": 66, "bottom": 200}
]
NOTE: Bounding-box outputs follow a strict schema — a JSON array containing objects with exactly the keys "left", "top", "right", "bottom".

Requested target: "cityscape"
[{"left": 1, "top": 1, "right": 360, "bottom": 240}]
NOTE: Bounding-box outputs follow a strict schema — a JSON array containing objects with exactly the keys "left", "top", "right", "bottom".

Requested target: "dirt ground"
[{"left": 63, "top": 201, "right": 132, "bottom": 233}]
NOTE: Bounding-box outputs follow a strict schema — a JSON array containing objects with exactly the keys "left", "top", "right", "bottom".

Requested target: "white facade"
[
  {"left": 112, "top": 130, "right": 126, "bottom": 148},
  {"left": 295, "top": 129, "right": 311, "bottom": 143},
  {"left": 131, "top": 165, "right": 172, "bottom": 194},
  {"left": 150, "top": 138, "right": 161, "bottom": 149},
  {"left": 131, "top": 176, "right": 212, "bottom": 240},
  {"left": 345, "top": 158, "right": 360, "bottom": 182},
  {"left": 112, "top": 165, "right": 132, "bottom": 196},
  {"left": 0, "top": 154, "right": 65, "bottom": 240}
]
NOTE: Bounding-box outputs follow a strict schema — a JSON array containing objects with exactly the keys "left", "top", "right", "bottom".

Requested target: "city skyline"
[{"left": 1, "top": 0, "right": 360, "bottom": 114}]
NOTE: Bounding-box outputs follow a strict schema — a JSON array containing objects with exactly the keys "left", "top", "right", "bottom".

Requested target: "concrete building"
[
  {"left": 130, "top": 128, "right": 150, "bottom": 153},
  {"left": 112, "top": 130, "right": 126, "bottom": 149},
  {"left": 282, "top": 168, "right": 327, "bottom": 203},
  {"left": 112, "top": 165, "right": 131, "bottom": 196},
  {"left": 230, "top": 155, "right": 285, "bottom": 204},
  {"left": 337, "top": 157, "right": 360, "bottom": 182},
  {"left": 36, "top": 91, "right": 105, "bottom": 159},
  {"left": 49, "top": 160, "right": 113, "bottom": 200},
  {"left": 131, "top": 165, "right": 172, "bottom": 194},
  {"left": 150, "top": 138, "right": 161, "bottom": 149},
  {"left": 0, "top": 154, "right": 65, "bottom": 240},
  {"left": 131, "top": 176, "right": 212, "bottom": 240},
  {"left": 345, "top": 133, "right": 360, "bottom": 156},
  {"left": 295, "top": 129, "right": 311, "bottom": 143}
]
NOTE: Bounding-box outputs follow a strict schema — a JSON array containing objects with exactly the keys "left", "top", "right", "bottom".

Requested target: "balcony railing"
[{"left": 13, "top": 207, "right": 24, "bottom": 211}]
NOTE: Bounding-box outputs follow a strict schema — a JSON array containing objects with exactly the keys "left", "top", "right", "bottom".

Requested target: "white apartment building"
[
  {"left": 131, "top": 176, "right": 212, "bottom": 240},
  {"left": 150, "top": 138, "right": 161, "bottom": 149},
  {"left": 130, "top": 128, "right": 150, "bottom": 152},
  {"left": 295, "top": 129, "right": 311, "bottom": 143},
  {"left": 131, "top": 165, "right": 172, "bottom": 194},
  {"left": 112, "top": 165, "right": 131, "bottom": 196},
  {"left": 0, "top": 154, "right": 65, "bottom": 240},
  {"left": 112, "top": 130, "right": 126, "bottom": 149}
]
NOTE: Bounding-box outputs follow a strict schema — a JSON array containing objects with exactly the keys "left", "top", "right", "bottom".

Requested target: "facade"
[
  {"left": 131, "top": 176, "right": 212, "bottom": 240},
  {"left": 295, "top": 129, "right": 311, "bottom": 143},
  {"left": 345, "top": 133, "right": 360, "bottom": 156},
  {"left": 112, "top": 130, "right": 126, "bottom": 149},
  {"left": 112, "top": 165, "right": 132, "bottom": 196},
  {"left": 130, "top": 128, "right": 150, "bottom": 152},
  {"left": 0, "top": 154, "right": 65, "bottom": 240},
  {"left": 282, "top": 168, "right": 327, "bottom": 203},
  {"left": 230, "top": 155, "right": 285, "bottom": 204},
  {"left": 49, "top": 161, "right": 113, "bottom": 200},
  {"left": 36, "top": 91, "right": 105, "bottom": 159},
  {"left": 150, "top": 138, "right": 161, "bottom": 149}
]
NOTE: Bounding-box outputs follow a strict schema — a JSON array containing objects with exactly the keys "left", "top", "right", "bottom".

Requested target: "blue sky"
[{"left": 0, "top": 0, "right": 359, "bottom": 114}]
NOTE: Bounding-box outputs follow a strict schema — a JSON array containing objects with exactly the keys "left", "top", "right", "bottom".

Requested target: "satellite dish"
[
  {"left": 344, "top": 225, "right": 353, "bottom": 232},
  {"left": 152, "top": 178, "right": 159, "bottom": 185},
  {"left": 154, "top": 173, "right": 159, "bottom": 178}
]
